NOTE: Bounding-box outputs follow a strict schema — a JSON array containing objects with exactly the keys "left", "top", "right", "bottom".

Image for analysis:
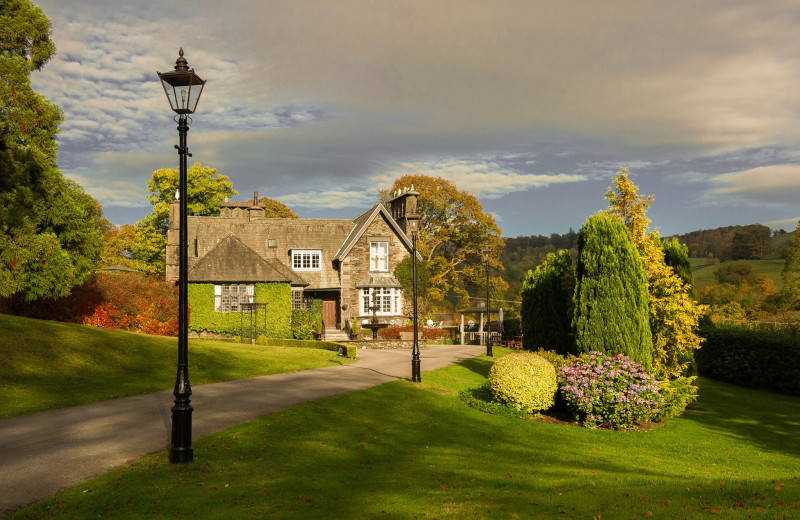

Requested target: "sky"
[{"left": 29, "top": 0, "right": 800, "bottom": 238}]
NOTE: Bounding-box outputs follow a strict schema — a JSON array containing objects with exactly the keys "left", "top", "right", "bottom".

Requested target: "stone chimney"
[
  {"left": 388, "top": 185, "right": 420, "bottom": 235},
  {"left": 248, "top": 190, "right": 265, "bottom": 221}
]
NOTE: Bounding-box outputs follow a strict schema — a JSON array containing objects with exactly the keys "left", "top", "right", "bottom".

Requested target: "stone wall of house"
[{"left": 339, "top": 213, "right": 411, "bottom": 328}]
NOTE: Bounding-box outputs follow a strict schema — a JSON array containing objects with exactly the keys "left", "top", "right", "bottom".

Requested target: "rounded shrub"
[{"left": 488, "top": 352, "right": 557, "bottom": 413}]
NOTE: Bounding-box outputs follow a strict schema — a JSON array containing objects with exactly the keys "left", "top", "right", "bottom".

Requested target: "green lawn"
[
  {"left": 9, "top": 351, "right": 799, "bottom": 519},
  {"left": 0, "top": 314, "right": 353, "bottom": 419},
  {"left": 691, "top": 258, "right": 785, "bottom": 292}
]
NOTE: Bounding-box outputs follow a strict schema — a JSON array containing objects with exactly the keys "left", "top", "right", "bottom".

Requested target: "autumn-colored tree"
[
  {"left": 1, "top": 1, "right": 103, "bottom": 301},
  {"left": 573, "top": 213, "right": 653, "bottom": 370},
  {"left": 379, "top": 174, "right": 506, "bottom": 309},
  {"left": 520, "top": 250, "right": 575, "bottom": 355},
  {"left": 100, "top": 224, "right": 152, "bottom": 272},
  {"left": 133, "top": 163, "right": 237, "bottom": 276},
  {"left": 604, "top": 167, "right": 706, "bottom": 379},
  {"left": 257, "top": 196, "right": 298, "bottom": 219}
]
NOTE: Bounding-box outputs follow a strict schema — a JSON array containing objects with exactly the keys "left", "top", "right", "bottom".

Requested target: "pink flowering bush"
[{"left": 558, "top": 351, "right": 662, "bottom": 429}]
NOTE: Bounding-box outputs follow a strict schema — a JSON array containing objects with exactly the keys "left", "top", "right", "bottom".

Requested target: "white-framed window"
[
  {"left": 214, "top": 284, "right": 254, "bottom": 312},
  {"left": 291, "top": 250, "right": 321, "bottom": 271},
  {"left": 370, "top": 241, "right": 389, "bottom": 271},
  {"left": 291, "top": 289, "right": 305, "bottom": 310},
  {"left": 360, "top": 287, "right": 403, "bottom": 315}
]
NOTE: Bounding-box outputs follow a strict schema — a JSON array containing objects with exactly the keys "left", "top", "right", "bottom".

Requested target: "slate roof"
[{"left": 189, "top": 234, "right": 308, "bottom": 285}]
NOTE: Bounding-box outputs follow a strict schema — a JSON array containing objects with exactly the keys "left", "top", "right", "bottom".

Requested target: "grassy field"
[
  {"left": 0, "top": 314, "right": 354, "bottom": 419},
  {"left": 691, "top": 258, "right": 785, "bottom": 293},
  {"left": 9, "top": 350, "right": 799, "bottom": 519}
]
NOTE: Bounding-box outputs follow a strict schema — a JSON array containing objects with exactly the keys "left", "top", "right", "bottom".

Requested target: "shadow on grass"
[
  {"left": 17, "top": 379, "right": 799, "bottom": 519},
  {"left": 453, "top": 356, "right": 495, "bottom": 378},
  {"left": 682, "top": 377, "right": 800, "bottom": 458}
]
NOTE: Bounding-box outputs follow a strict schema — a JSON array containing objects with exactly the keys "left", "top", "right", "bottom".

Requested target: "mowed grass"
[
  {"left": 0, "top": 314, "right": 353, "bottom": 419},
  {"left": 691, "top": 258, "right": 785, "bottom": 293},
  {"left": 10, "top": 352, "right": 800, "bottom": 519}
]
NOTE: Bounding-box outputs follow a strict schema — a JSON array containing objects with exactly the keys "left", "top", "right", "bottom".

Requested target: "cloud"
[
  {"left": 278, "top": 190, "right": 376, "bottom": 209},
  {"left": 370, "top": 159, "right": 586, "bottom": 198},
  {"left": 707, "top": 165, "right": 800, "bottom": 206}
]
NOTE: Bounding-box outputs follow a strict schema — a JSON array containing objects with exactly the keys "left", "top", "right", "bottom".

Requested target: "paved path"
[{"left": 0, "top": 344, "right": 484, "bottom": 515}]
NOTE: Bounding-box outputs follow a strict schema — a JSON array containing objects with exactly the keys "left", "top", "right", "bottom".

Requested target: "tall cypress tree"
[
  {"left": 520, "top": 249, "right": 575, "bottom": 355},
  {"left": 572, "top": 213, "right": 652, "bottom": 370}
]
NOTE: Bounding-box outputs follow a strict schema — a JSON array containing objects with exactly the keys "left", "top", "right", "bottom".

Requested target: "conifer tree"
[
  {"left": 780, "top": 221, "right": 800, "bottom": 310},
  {"left": 520, "top": 250, "right": 575, "bottom": 355},
  {"left": 573, "top": 213, "right": 652, "bottom": 370},
  {"left": 604, "top": 167, "right": 706, "bottom": 379}
]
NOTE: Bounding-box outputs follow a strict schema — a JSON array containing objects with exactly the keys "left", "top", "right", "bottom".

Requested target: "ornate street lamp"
[
  {"left": 158, "top": 48, "right": 206, "bottom": 464},
  {"left": 482, "top": 246, "right": 493, "bottom": 357},
  {"left": 407, "top": 210, "right": 421, "bottom": 382}
]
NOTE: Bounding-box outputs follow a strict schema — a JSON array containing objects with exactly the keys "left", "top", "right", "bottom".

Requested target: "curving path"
[{"left": 0, "top": 344, "right": 485, "bottom": 515}]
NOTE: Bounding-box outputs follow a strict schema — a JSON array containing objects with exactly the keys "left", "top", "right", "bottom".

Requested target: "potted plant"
[
  {"left": 313, "top": 320, "right": 323, "bottom": 341},
  {"left": 350, "top": 319, "right": 360, "bottom": 340}
]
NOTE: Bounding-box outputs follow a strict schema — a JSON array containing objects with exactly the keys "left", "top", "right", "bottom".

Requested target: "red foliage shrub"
[
  {"left": 378, "top": 325, "right": 450, "bottom": 341},
  {"left": 9, "top": 271, "right": 179, "bottom": 336}
]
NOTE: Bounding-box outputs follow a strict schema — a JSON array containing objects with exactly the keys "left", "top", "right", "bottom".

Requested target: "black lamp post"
[
  {"left": 482, "top": 246, "right": 493, "bottom": 357},
  {"left": 158, "top": 48, "right": 206, "bottom": 464},
  {"left": 407, "top": 210, "right": 421, "bottom": 382}
]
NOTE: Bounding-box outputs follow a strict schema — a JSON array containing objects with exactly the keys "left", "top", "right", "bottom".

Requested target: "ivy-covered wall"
[{"left": 188, "top": 283, "right": 292, "bottom": 338}]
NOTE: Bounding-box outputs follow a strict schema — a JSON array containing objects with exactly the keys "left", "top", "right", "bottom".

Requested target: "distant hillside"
[
  {"left": 502, "top": 224, "right": 794, "bottom": 295},
  {"left": 665, "top": 224, "right": 788, "bottom": 261}
]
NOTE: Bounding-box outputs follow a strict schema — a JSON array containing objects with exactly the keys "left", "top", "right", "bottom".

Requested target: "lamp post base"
[
  {"left": 411, "top": 353, "right": 421, "bottom": 383},
  {"left": 170, "top": 402, "right": 194, "bottom": 464}
]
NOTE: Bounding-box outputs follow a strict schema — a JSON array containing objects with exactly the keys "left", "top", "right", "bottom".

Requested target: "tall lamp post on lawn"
[
  {"left": 408, "top": 210, "right": 421, "bottom": 382},
  {"left": 157, "top": 48, "right": 206, "bottom": 464},
  {"left": 482, "top": 246, "right": 493, "bottom": 357}
]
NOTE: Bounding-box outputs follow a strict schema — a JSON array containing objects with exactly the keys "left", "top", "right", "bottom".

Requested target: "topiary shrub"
[
  {"left": 488, "top": 352, "right": 557, "bottom": 414},
  {"left": 256, "top": 334, "right": 268, "bottom": 345},
  {"left": 558, "top": 351, "right": 662, "bottom": 429}
]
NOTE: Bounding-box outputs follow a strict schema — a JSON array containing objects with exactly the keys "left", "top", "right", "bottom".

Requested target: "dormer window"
[
  {"left": 292, "top": 249, "right": 321, "bottom": 271},
  {"left": 370, "top": 241, "right": 388, "bottom": 271}
]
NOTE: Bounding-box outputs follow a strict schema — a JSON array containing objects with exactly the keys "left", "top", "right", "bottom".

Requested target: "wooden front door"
[{"left": 323, "top": 300, "right": 337, "bottom": 328}]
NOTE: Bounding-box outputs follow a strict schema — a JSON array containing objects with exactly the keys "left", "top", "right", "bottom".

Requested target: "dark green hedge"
[
  {"left": 261, "top": 337, "right": 357, "bottom": 359},
  {"left": 696, "top": 325, "right": 800, "bottom": 395}
]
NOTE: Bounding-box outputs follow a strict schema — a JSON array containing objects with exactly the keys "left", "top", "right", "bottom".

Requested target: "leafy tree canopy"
[
  {"left": 1, "top": 1, "right": 102, "bottom": 301},
  {"left": 604, "top": 167, "right": 705, "bottom": 379},
  {"left": 133, "top": 163, "right": 237, "bottom": 276},
  {"left": 379, "top": 174, "right": 506, "bottom": 310}
]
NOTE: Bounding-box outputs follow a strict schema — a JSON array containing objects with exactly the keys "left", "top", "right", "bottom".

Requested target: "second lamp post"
[
  {"left": 407, "top": 210, "right": 421, "bottom": 382},
  {"left": 482, "top": 246, "right": 493, "bottom": 357}
]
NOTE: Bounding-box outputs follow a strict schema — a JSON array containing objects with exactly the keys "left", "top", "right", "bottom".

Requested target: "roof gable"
[
  {"left": 189, "top": 234, "right": 308, "bottom": 285},
  {"left": 334, "top": 204, "right": 416, "bottom": 261}
]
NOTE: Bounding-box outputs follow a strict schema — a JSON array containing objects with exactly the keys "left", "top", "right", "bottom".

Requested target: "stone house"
[{"left": 166, "top": 187, "right": 420, "bottom": 336}]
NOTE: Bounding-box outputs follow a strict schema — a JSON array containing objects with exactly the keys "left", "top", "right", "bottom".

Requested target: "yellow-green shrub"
[
  {"left": 534, "top": 349, "right": 570, "bottom": 370},
  {"left": 488, "top": 352, "right": 557, "bottom": 413}
]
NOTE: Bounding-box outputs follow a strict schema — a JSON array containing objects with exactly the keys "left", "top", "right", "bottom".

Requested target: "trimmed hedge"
[
  {"left": 261, "top": 337, "right": 358, "bottom": 359},
  {"left": 696, "top": 325, "right": 800, "bottom": 396}
]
